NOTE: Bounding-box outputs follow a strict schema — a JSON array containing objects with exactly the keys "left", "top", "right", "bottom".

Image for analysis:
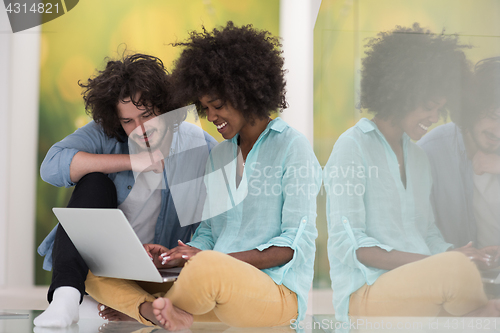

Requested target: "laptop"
[
  {"left": 482, "top": 268, "right": 500, "bottom": 284},
  {"left": 52, "top": 207, "right": 181, "bottom": 283}
]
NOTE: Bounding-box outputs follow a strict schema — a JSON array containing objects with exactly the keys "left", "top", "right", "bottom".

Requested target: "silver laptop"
[
  {"left": 53, "top": 207, "right": 181, "bottom": 283},
  {"left": 482, "top": 268, "right": 500, "bottom": 284}
]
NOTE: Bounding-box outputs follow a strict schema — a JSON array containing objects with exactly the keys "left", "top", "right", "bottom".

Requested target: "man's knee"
[
  {"left": 77, "top": 172, "right": 114, "bottom": 189},
  {"left": 68, "top": 172, "right": 117, "bottom": 208}
]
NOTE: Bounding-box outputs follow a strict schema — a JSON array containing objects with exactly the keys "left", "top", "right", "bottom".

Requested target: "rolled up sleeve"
[
  {"left": 257, "top": 136, "right": 321, "bottom": 283},
  {"left": 40, "top": 121, "right": 113, "bottom": 187},
  {"left": 325, "top": 136, "right": 391, "bottom": 283}
]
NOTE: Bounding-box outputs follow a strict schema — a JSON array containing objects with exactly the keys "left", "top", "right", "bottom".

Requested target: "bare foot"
[
  {"left": 98, "top": 304, "right": 136, "bottom": 322},
  {"left": 466, "top": 299, "right": 500, "bottom": 317},
  {"left": 152, "top": 298, "right": 193, "bottom": 331}
]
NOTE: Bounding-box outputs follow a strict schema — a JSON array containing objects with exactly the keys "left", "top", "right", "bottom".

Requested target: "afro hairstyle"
[
  {"left": 171, "top": 21, "right": 287, "bottom": 122},
  {"left": 360, "top": 23, "right": 471, "bottom": 121}
]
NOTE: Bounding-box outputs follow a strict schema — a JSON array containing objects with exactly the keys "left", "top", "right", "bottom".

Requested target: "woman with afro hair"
[
  {"left": 324, "top": 23, "right": 500, "bottom": 322},
  {"left": 92, "top": 22, "right": 321, "bottom": 330}
]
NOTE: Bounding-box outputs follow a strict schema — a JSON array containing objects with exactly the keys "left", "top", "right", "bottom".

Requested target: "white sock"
[{"left": 34, "top": 286, "right": 80, "bottom": 327}]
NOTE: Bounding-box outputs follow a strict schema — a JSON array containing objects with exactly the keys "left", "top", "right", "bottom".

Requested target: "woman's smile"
[{"left": 215, "top": 121, "right": 228, "bottom": 132}]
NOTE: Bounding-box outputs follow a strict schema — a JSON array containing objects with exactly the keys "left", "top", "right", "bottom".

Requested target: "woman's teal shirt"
[
  {"left": 188, "top": 117, "right": 322, "bottom": 322},
  {"left": 324, "top": 118, "right": 452, "bottom": 322}
]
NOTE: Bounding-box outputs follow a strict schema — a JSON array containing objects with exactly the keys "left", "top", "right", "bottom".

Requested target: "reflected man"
[{"left": 419, "top": 57, "right": 500, "bottom": 250}]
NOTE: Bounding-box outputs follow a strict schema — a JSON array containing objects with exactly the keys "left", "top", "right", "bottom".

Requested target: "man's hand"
[
  {"left": 130, "top": 150, "right": 164, "bottom": 174},
  {"left": 144, "top": 244, "right": 169, "bottom": 268},
  {"left": 473, "top": 151, "right": 500, "bottom": 175}
]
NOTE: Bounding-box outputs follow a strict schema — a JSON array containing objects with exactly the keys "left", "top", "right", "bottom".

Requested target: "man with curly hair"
[
  {"left": 34, "top": 53, "right": 216, "bottom": 327},
  {"left": 80, "top": 22, "right": 320, "bottom": 330},
  {"left": 419, "top": 57, "right": 500, "bottom": 250}
]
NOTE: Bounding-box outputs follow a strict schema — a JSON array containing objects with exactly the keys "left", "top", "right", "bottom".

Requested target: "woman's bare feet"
[
  {"left": 466, "top": 299, "right": 500, "bottom": 317},
  {"left": 151, "top": 298, "right": 193, "bottom": 331},
  {"left": 98, "top": 304, "right": 136, "bottom": 322}
]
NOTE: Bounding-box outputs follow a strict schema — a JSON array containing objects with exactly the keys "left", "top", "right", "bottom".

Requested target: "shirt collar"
[
  {"left": 268, "top": 117, "right": 287, "bottom": 133},
  {"left": 357, "top": 117, "right": 377, "bottom": 133},
  {"left": 230, "top": 116, "right": 287, "bottom": 144},
  {"left": 357, "top": 117, "right": 410, "bottom": 144}
]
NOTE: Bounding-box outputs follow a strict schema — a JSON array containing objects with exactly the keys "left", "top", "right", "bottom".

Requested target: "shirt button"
[
  {"left": 343, "top": 219, "right": 347, "bottom": 224},
  {"left": 302, "top": 219, "right": 307, "bottom": 223},
  {"left": 127, "top": 185, "right": 132, "bottom": 190}
]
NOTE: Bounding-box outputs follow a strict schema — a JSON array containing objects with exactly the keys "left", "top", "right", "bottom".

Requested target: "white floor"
[
  {"left": 4, "top": 288, "right": 500, "bottom": 333},
  {"left": 0, "top": 286, "right": 335, "bottom": 314},
  {"left": 0, "top": 287, "right": 333, "bottom": 332}
]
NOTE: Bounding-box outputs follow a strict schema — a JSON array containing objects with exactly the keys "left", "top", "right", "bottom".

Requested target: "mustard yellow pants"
[
  {"left": 86, "top": 250, "right": 298, "bottom": 326},
  {"left": 349, "top": 251, "right": 488, "bottom": 317}
]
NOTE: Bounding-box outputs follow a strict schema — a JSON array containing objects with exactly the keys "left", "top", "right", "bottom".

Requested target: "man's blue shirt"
[
  {"left": 418, "top": 122, "right": 480, "bottom": 247},
  {"left": 38, "top": 119, "right": 217, "bottom": 270}
]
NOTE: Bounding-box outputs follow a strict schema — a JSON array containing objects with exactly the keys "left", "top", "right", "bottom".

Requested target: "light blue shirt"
[
  {"left": 38, "top": 120, "right": 217, "bottom": 270},
  {"left": 187, "top": 117, "right": 321, "bottom": 323},
  {"left": 324, "top": 118, "right": 452, "bottom": 322}
]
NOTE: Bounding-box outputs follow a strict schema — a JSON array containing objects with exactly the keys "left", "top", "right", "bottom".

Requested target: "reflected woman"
[{"left": 324, "top": 23, "right": 500, "bottom": 322}]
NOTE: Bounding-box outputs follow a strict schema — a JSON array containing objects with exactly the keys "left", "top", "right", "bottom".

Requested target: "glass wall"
[{"left": 314, "top": 0, "right": 500, "bottom": 288}]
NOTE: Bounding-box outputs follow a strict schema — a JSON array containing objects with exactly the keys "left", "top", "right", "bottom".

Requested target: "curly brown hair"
[
  {"left": 170, "top": 21, "right": 287, "bottom": 121},
  {"left": 79, "top": 53, "right": 176, "bottom": 142},
  {"left": 452, "top": 56, "right": 500, "bottom": 132},
  {"left": 360, "top": 23, "right": 471, "bottom": 121}
]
